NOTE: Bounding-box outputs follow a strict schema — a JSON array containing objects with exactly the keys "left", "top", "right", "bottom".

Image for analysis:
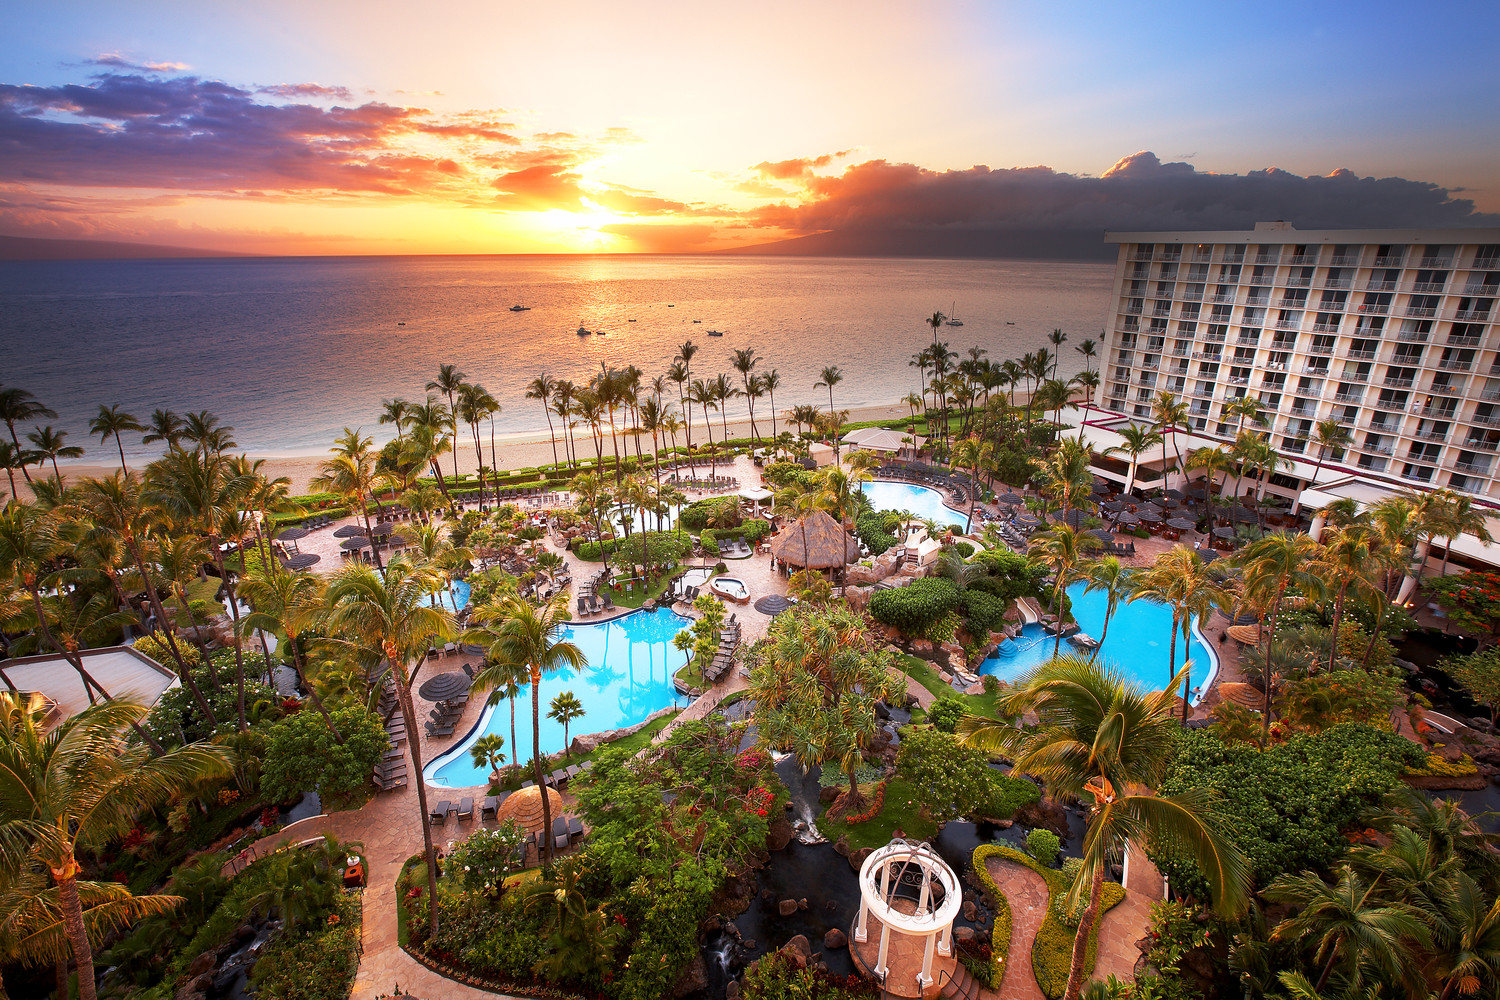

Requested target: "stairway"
[{"left": 938, "top": 963, "right": 981, "bottom": 1000}]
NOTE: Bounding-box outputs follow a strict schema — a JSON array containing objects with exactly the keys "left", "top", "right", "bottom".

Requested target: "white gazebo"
[{"left": 851, "top": 839, "right": 961, "bottom": 997}]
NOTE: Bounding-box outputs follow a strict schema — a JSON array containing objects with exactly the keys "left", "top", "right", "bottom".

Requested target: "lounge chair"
[
  {"left": 482, "top": 794, "right": 501, "bottom": 820},
  {"left": 457, "top": 797, "right": 474, "bottom": 821},
  {"left": 568, "top": 816, "right": 584, "bottom": 841},
  {"left": 550, "top": 768, "right": 568, "bottom": 786},
  {"left": 429, "top": 800, "right": 453, "bottom": 823},
  {"left": 565, "top": 764, "right": 581, "bottom": 780},
  {"left": 425, "top": 721, "right": 454, "bottom": 737},
  {"left": 382, "top": 774, "right": 407, "bottom": 790},
  {"left": 521, "top": 779, "right": 535, "bottom": 789}
]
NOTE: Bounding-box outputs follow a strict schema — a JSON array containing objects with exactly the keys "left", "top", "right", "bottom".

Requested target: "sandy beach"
[{"left": 37, "top": 401, "right": 914, "bottom": 496}]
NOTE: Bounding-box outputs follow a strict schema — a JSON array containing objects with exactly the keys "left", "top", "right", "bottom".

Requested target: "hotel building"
[{"left": 1080, "top": 223, "right": 1500, "bottom": 570}]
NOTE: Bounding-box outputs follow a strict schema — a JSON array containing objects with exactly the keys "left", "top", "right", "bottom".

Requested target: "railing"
[
  {"left": 1411, "top": 281, "right": 1448, "bottom": 293},
  {"left": 1413, "top": 428, "right": 1448, "bottom": 441},
  {"left": 1285, "top": 277, "right": 1312, "bottom": 288},
  {"left": 1130, "top": 249, "right": 1155, "bottom": 261},
  {"left": 1333, "top": 391, "right": 1365, "bottom": 403},
  {"left": 1210, "top": 293, "right": 1237, "bottom": 304},
  {"left": 1446, "top": 335, "right": 1482, "bottom": 349},
  {"left": 1364, "top": 418, "right": 1402, "bottom": 432},
  {"left": 1397, "top": 329, "right": 1429, "bottom": 342},
  {"left": 1463, "top": 438, "right": 1500, "bottom": 452},
  {"left": 1204, "top": 330, "right": 1227, "bottom": 342},
  {"left": 1401, "top": 464, "right": 1437, "bottom": 482},
  {"left": 1245, "top": 294, "right": 1270, "bottom": 306},
  {"left": 1358, "top": 303, "right": 1390, "bottom": 314},
  {"left": 1312, "top": 323, "right": 1341, "bottom": 334},
  {"left": 1418, "top": 256, "right": 1452, "bottom": 268},
  {"left": 1330, "top": 255, "right": 1362, "bottom": 267},
  {"left": 1308, "top": 344, "right": 1335, "bottom": 355},
  {"left": 1405, "top": 306, "right": 1437, "bottom": 318},
  {"left": 1373, "top": 255, "right": 1405, "bottom": 267},
  {"left": 1275, "top": 319, "right": 1303, "bottom": 331},
  {"left": 1181, "top": 289, "right": 1203, "bottom": 301},
  {"left": 1439, "top": 357, "right": 1475, "bottom": 370},
  {"left": 1426, "top": 382, "right": 1465, "bottom": 395},
  {"left": 1348, "top": 349, "right": 1377, "bottom": 360},
  {"left": 1361, "top": 442, "right": 1395, "bottom": 456},
  {"left": 1323, "top": 277, "right": 1353, "bottom": 289},
  {"left": 1471, "top": 257, "right": 1500, "bottom": 270},
  {"left": 1366, "top": 280, "right": 1397, "bottom": 291},
  {"left": 1124, "top": 301, "right": 1143, "bottom": 315},
  {"left": 1383, "top": 377, "right": 1415, "bottom": 389},
  {"left": 1463, "top": 283, "right": 1499, "bottom": 295},
  {"left": 1289, "top": 254, "right": 1320, "bottom": 265},
  {"left": 1372, "top": 397, "right": 1407, "bottom": 411},
  {"left": 1454, "top": 309, "right": 1491, "bottom": 321},
  {"left": 1278, "top": 296, "right": 1309, "bottom": 307}
]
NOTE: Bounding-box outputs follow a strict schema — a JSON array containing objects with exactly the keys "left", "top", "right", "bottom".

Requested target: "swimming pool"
[
  {"left": 429, "top": 579, "right": 471, "bottom": 613},
  {"left": 608, "top": 502, "right": 680, "bottom": 537},
  {"left": 980, "top": 582, "right": 1218, "bottom": 703},
  {"left": 424, "top": 607, "right": 692, "bottom": 787},
  {"left": 861, "top": 482, "right": 968, "bottom": 531}
]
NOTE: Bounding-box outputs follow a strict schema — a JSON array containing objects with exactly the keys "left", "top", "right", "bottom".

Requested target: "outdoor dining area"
[{"left": 430, "top": 783, "right": 590, "bottom": 863}]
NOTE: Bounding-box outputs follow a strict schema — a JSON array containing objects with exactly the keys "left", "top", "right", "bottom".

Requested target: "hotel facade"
[{"left": 1079, "top": 223, "right": 1500, "bottom": 570}]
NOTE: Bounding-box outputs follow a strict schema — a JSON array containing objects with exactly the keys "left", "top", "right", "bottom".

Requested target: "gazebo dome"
[{"left": 850, "top": 839, "right": 961, "bottom": 997}]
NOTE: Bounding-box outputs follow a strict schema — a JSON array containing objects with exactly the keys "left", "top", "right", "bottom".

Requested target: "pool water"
[
  {"left": 861, "top": 481, "right": 968, "bottom": 531},
  {"left": 981, "top": 582, "right": 1217, "bottom": 703},
  {"left": 428, "top": 579, "right": 471, "bottom": 613},
  {"left": 608, "top": 502, "right": 680, "bottom": 537},
  {"left": 424, "top": 607, "right": 692, "bottom": 787}
]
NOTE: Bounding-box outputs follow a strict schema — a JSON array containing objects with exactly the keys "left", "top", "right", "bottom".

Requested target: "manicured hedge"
[
  {"left": 960, "top": 589, "right": 1007, "bottom": 636},
  {"left": 868, "top": 577, "right": 961, "bottom": 637},
  {"left": 856, "top": 511, "right": 901, "bottom": 555}
]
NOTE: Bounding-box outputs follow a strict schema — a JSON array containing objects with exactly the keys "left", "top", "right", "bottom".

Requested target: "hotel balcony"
[
  {"left": 1275, "top": 318, "right": 1303, "bottom": 331},
  {"left": 1312, "top": 323, "right": 1341, "bottom": 334},
  {"left": 1413, "top": 427, "right": 1448, "bottom": 442},
  {"left": 1454, "top": 461, "right": 1491, "bottom": 475},
  {"left": 1361, "top": 442, "right": 1396, "bottom": 456},
  {"left": 1209, "top": 293, "right": 1237, "bottom": 304},
  {"left": 1454, "top": 309, "right": 1491, "bottom": 322},
  {"left": 1366, "top": 279, "right": 1398, "bottom": 291},
  {"left": 1288, "top": 254, "right": 1320, "bottom": 265},
  {"left": 1330, "top": 255, "right": 1363, "bottom": 267},
  {"left": 1470, "top": 257, "right": 1500, "bottom": 270},
  {"left": 1410, "top": 281, "right": 1448, "bottom": 294},
  {"left": 1418, "top": 256, "right": 1453, "bottom": 268},
  {"left": 1333, "top": 391, "right": 1364, "bottom": 404},
  {"left": 1245, "top": 294, "right": 1271, "bottom": 306},
  {"left": 1445, "top": 335, "right": 1480, "bottom": 347},
  {"left": 1397, "top": 328, "right": 1429, "bottom": 342},
  {"left": 1438, "top": 358, "right": 1474, "bottom": 371},
  {"left": 1285, "top": 277, "right": 1312, "bottom": 288},
  {"left": 1404, "top": 306, "right": 1437, "bottom": 318},
  {"left": 1348, "top": 349, "right": 1377, "bottom": 360},
  {"left": 1357, "top": 303, "right": 1390, "bottom": 315},
  {"left": 1277, "top": 296, "right": 1309, "bottom": 308},
  {"left": 1373, "top": 255, "right": 1405, "bottom": 267},
  {"left": 1426, "top": 382, "right": 1465, "bottom": 395},
  {"left": 1322, "top": 277, "right": 1353, "bottom": 289},
  {"left": 1464, "top": 438, "right": 1500, "bottom": 452},
  {"left": 1471, "top": 413, "right": 1500, "bottom": 427}
]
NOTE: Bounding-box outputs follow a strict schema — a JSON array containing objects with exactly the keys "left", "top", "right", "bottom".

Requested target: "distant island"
[{"left": 0, "top": 234, "right": 246, "bottom": 261}]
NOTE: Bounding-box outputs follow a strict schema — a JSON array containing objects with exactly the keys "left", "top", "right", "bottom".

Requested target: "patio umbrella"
[
  {"left": 1114, "top": 511, "right": 1140, "bottom": 526},
  {"left": 1212, "top": 526, "right": 1237, "bottom": 539},
  {"left": 1164, "top": 489, "right": 1185, "bottom": 500},
  {"left": 1228, "top": 506, "right": 1259, "bottom": 523},
  {"left": 1101, "top": 500, "right": 1127, "bottom": 513},
  {"left": 1167, "top": 517, "right": 1197, "bottom": 531},
  {"left": 998, "top": 492, "right": 1025, "bottom": 505},
  {"left": 1199, "top": 549, "right": 1221, "bottom": 564},
  {"left": 276, "top": 525, "right": 310, "bottom": 541},
  {"left": 333, "top": 524, "right": 367, "bottom": 538},
  {"left": 495, "top": 785, "right": 564, "bottom": 835},
  {"left": 1014, "top": 512, "right": 1041, "bottom": 527},
  {"left": 1137, "top": 510, "right": 1163, "bottom": 523},
  {"left": 418, "top": 670, "right": 472, "bottom": 701},
  {"left": 283, "top": 552, "right": 321, "bottom": 570},
  {"left": 1089, "top": 528, "right": 1115, "bottom": 542},
  {"left": 1053, "top": 509, "right": 1088, "bottom": 528},
  {"left": 339, "top": 536, "right": 371, "bottom": 550},
  {"left": 367, "top": 521, "right": 399, "bottom": 537},
  {"left": 753, "top": 594, "right": 791, "bottom": 616}
]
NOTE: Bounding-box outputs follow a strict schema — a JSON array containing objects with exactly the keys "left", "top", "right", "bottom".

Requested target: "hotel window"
[
  {"left": 1310, "top": 334, "right": 1336, "bottom": 354},
  {"left": 1392, "top": 344, "right": 1424, "bottom": 364}
]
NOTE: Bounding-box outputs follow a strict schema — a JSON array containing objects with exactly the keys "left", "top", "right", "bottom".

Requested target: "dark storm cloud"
[{"left": 752, "top": 151, "right": 1500, "bottom": 236}]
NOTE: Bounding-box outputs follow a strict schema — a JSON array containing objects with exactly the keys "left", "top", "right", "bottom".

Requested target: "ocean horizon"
[{"left": 0, "top": 254, "right": 1115, "bottom": 461}]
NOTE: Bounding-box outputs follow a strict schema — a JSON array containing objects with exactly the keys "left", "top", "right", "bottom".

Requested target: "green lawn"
[
  {"left": 815, "top": 776, "right": 939, "bottom": 850},
  {"left": 897, "top": 653, "right": 1006, "bottom": 720},
  {"left": 609, "top": 564, "right": 681, "bottom": 609},
  {"left": 674, "top": 659, "right": 709, "bottom": 690}
]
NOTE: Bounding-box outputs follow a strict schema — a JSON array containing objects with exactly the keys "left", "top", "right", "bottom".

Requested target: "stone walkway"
[
  {"left": 983, "top": 855, "right": 1049, "bottom": 1000},
  {"left": 1093, "top": 848, "right": 1163, "bottom": 983}
]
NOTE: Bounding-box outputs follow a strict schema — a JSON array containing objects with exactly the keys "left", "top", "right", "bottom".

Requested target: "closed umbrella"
[
  {"left": 333, "top": 524, "right": 367, "bottom": 538},
  {"left": 1167, "top": 517, "right": 1197, "bottom": 531},
  {"left": 754, "top": 594, "right": 791, "bottom": 616},
  {"left": 418, "top": 671, "right": 472, "bottom": 701}
]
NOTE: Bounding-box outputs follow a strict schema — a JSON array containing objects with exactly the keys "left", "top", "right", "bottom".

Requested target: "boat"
[
  {"left": 707, "top": 329, "right": 724, "bottom": 337},
  {"left": 667, "top": 303, "right": 675, "bottom": 307},
  {"left": 576, "top": 326, "right": 591, "bottom": 336},
  {"left": 628, "top": 318, "right": 636, "bottom": 322},
  {"left": 509, "top": 304, "right": 530, "bottom": 312},
  {"left": 692, "top": 319, "right": 702, "bottom": 324},
  {"left": 594, "top": 329, "right": 606, "bottom": 336},
  {"left": 1006, "top": 321, "right": 1015, "bottom": 325},
  {"left": 397, "top": 322, "right": 405, "bottom": 326},
  {"left": 945, "top": 300, "right": 964, "bottom": 327}
]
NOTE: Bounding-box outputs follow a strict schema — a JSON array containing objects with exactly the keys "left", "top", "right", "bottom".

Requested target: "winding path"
[{"left": 982, "top": 855, "right": 1049, "bottom": 1000}]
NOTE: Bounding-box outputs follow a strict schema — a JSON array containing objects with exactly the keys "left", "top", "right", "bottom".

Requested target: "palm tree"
[
  {"left": 88, "top": 406, "right": 143, "bottom": 475},
  {"left": 731, "top": 348, "right": 760, "bottom": 442},
  {"left": 1036, "top": 436, "right": 1094, "bottom": 518},
  {"left": 548, "top": 690, "right": 585, "bottom": 755},
  {"left": 1308, "top": 419, "right": 1352, "bottom": 488},
  {"left": 320, "top": 557, "right": 455, "bottom": 931},
  {"left": 379, "top": 398, "right": 411, "bottom": 443},
  {"left": 181, "top": 411, "right": 236, "bottom": 458},
  {"left": 711, "top": 372, "right": 739, "bottom": 452},
  {"left": 237, "top": 566, "right": 342, "bottom": 740},
  {"left": 1239, "top": 532, "right": 1325, "bottom": 746},
  {"left": 1223, "top": 394, "right": 1268, "bottom": 435},
  {"left": 676, "top": 341, "right": 699, "bottom": 454},
  {"left": 1080, "top": 557, "right": 1130, "bottom": 661},
  {"left": 1048, "top": 328, "right": 1068, "bottom": 378},
  {"left": 526, "top": 375, "right": 560, "bottom": 468},
  {"left": 26, "top": 427, "right": 83, "bottom": 487},
  {"left": 688, "top": 379, "right": 719, "bottom": 478},
  {"left": 310, "top": 451, "right": 389, "bottom": 572},
  {"left": 0, "top": 442, "right": 28, "bottom": 499},
  {"left": 465, "top": 597, "right": 586, "bottom": 866},
  {"left": 140, "top": 408, "right": 185, "bottom": 452},
  {"left": 959, "top": 656, "right": 1250, "bottom": 1000},
  {"left": 1434, "top": 492, "right": 1494, "bottom": 578},
  {"left": 815, "top": 366, "right": 844, "bottom": 458},
  {"left": 1104, "top": 425, "right": 1163, "bottom": 496},
  {"left": 469, "top": 733, "right": 507, "bottom": 781},
  {"left": 1151, "top": 392, "right": 1190, "bottom": 485},
  {"left": 951, "top": 436, "right": 994, "bottom": 532},
  {"left": 1131, "top": 547, "right": 1226, "bottom": 721},
  {"left": 426, "top": 363, "right": 467, "bottom": 484},
  {"left": 1428, "top": 873, "right": 1500, "bottom": 999},
  {"left": 1075, "top": 337, "right": 1098, "bottom": 374},
  {"left": 1315, "top": 523, "right": 1376, "bottom": 672},
  {"left": 1028, "top": 525, "right": 1101, "bottom": 655},
  {"left": 1262, "top": 866, "right": 1426, "bottom": 994},
  {"left": 0, "top": 388, "right": 55, "bottom": 486},
  {"left": 0, "top": 693, "right": 231, "bottom": 1000},
  {"left": 762, "top": 369, "right": 782, "bottom": 444},
  {"left": 457, "top": 383, "right": 500, "bottom": 503},
  {"left": 1185, "top": 446, "right": 1235, "bottom": 537}
]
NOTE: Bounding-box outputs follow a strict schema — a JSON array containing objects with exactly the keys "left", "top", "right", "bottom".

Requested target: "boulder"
[
  {"left": 844, "top": 585, "right": 874, "bottom": 612},
  {"left": 766, "top": 818, "right": 794, "bottom": 852},
  {"left": 778, "top": 899, "right": 799, "bottom": 917},
  {"left": 798, "top": 898, "right": 809, "bottom": 911},
  {"left": 671, "top": 953, "right": 708, "bottom": 997},
  {"left": 702, "top": 916, "right": 722, "bottom": 935},
  {"left": 954, "top": 926, "right": 976, "bottom": 943},
  {"left": 819, "top": 786, "right": 841, "bottom": 804},
  {"left": 844, "top": 564, "right": 879, "bottom": 587},
  {"left": 824, "top": 928, "right": 848, "bottom": 949},
  {"left": 783, "top": 934, "right": 813, "bottom": 967},
  {"left": 871, "top": 551, "right": 900, "bottom": 580},
  {"left": 848, "top": 846, "right": 873, "bottom": 871},
  {"left": 909, "top": 639, "right": 934, "bottom": 656},
  {"left": 833, "top": 835, "right": 850, "bottom": 857},
  {"left": 962, "top": 900, "right": 978, "bottom": 921},
  {"left": 187, "top": 951, "right": 217, "bottom": 978},
  {"left": 724, "top": 981, "right": 741, "bottom": 1000}
]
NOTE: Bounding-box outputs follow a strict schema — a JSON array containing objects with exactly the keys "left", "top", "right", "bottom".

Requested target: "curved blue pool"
[
  {"left": 981, "top": 582, "right": 1218, "bottom": 703},
  {"left": 424, "top": 607, "right": 692, "bottom": 787},
  {"left": 861, "top": 481, "right": 969, "bottom": 531}
]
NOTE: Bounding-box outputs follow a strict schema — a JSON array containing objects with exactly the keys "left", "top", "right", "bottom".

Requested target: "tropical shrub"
[
  {"left": 925, "top": 694, "right": 966, "bottom": 733},
  {"left": 573, "top": 530, "right": 692, "bottom": 564},
  {"left": 868, "top": 577, "right": 962, "bottom": 637},
  {"left": 1404, "top": 753, "right": 1479, "bottom": 777},
  {"left": 960, "top": 589, "right": 1007, "bottom": 637},
  {"left": 251, "top": 892, "right": 361, "bottom": 1000},
  {"left": 741, "top": 950, "right": 877, "bottom": 998},
  {"left": 895, "top": 727, "right": 1038, "bottom": 822},
  {"left": 140, "top": 659, "right": 280, "bottom": 747},
  {"left": 1439, "top": 646, "right": 1500, "bottom": 726},
  {"left": 951, "top": 540, "right": 975, "bottom": 558},
  {"left": 442, "top": 821, "right": 528, "bottom": 894},
  {"left": 261, "top": 705, "right": 391, "bottom": 805},
  {"left": 1428, "top": 570, "right": 1500, "bottom": 638},
  {"left": 1026, "top": 828, "right": 1061, "bottom": 867}
]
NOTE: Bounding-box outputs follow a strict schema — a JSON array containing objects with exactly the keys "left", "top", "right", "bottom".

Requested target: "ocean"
[{"left": 0, "top": 254, "right": 1115, "bottom": 460}]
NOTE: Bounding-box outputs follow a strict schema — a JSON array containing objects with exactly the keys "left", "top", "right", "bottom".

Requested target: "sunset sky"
[{"left": 3, "top": 0, "right": 1499, "bottom": 254}]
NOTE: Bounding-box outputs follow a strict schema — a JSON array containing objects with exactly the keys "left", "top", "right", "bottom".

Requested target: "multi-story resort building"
[{"left": 1078, "top": 223, "right": 1500, "bottom": 571}]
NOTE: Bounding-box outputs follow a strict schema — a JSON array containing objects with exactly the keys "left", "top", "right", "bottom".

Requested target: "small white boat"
[{"left": 945, "top": 299, "right": 964, "bottom": 326}]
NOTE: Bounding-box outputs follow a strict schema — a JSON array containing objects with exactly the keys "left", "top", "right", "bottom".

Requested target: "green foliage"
[
  {"left": 741, "top": 950, "right": 877, "bottom": 998},
  {"left": 952, "top": 540, "right": 975, "bottom": 558},
  {"left": 926, "top": 694, "right": 966, "bottom": 733},
  {"left": 1439, "top": 646, "right": 1500, "bottom": 724},
  {"left": 700, "top": 518, "right": 771, "bottom": 553},
  {"left": 1151, "top": 724, "right": 1425, "bottom": 893},
  {"left": 868, "top": 577, "right": 962, "bottom": 637},
  {"left": 1428, "top": 570, "right": 1500, "bottom": 637},
  {"left": 762, "top": 460, "right": 819, "bottom": 490},
  {"left": 1026, "top": 828, "right": 1061, "bottom": 868},
  {"left": 895, "top": 727, "right": 1038, "bottom": 822},
  {"left": 960, "top": 588, "right": 1007, "bottom": 637},
  {"left": 1279, "top": 668, "right": 1404, "bottom": 732},
  {"left": 261, "top": 705, "right": 390, "bottom": 805},
  {"left": 573, "top": 530, "right": 691, "bottom": 563},
  {"left": 678, "top": 496, "right": 742, "bottom": 531},
  {"left": 965, "top": 548, "right": 1050, "bottom": 606},
  {"left": 855, "top": 510, "right": 901, "bottom": 555},
  {"left": 250, "top": 892, "right": 361, "bottom": 1000},
  {"left": 1141, "top": 900, "right": 1213, "bottom": 976},
  {"left": 132, "top": 633, "right": 201, "bottom": 670},
  {"left": 141, "top": 657, "right": 280, "bottom": 747},
  {"left": 445, "top": 821, "right": 528, "bottom": 894}
]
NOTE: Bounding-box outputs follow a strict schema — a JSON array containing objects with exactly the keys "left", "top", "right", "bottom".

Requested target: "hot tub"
[{"left": 710, "top": 576, "right": 751, "bottom": 604}]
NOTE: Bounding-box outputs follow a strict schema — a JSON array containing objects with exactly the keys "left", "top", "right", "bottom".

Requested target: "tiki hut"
[
  {"left": 770, "top": 508, "right": 861, "bottom": 570},
  {"left": 1218, "top": 682, "right": 1264, "bottom": 711},
  {"left": 1226, "top": 623, "right": 1263, "bottom": 646},
  {"left": 494, "top": 784, "right": 564, "bottom": 835}
]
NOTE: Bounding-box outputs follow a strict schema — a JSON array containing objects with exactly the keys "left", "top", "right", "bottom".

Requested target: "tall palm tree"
[
  {"left": 551, "top": 380, "right": 580, "bottom": 469},
  {"left": 526, "top": 375, "right": 560, "bottom": 468},
  {"left": 731, "top": 348, "right": 760, "bottom": 442},
  {"left": 140, "top": 409, "right": 185, "bottom": 452},
  {"left": 310, "top": 452, "right": 389, "bottom": 571},
  {"left": 0, "top": 693, "right": 231, "bottom": 1000},
  {"left": 1104, "top": 425, "right": 1163, "bottom": 496},
  {"left": 181, "top": 411, "right": 236, "bottom": 458},
  {"left": 0, "top": 389, "right": 55, "bottom": 487},
  {"left": 426, "top": 363, "right": 467, "bottom": 484},
  {"left": 1048, "top": 328, "right": 1068, "bottom": 378},
  {"left": 959, "top": 656, "right": 1250, "bottom": 1000},
  {"left": 1239, "top": 532, "right": 1325, "bottom": 746},
  {"left": 1262, "top": 866, "right": 1426, "bottom": 994},
  {"left": 1036, "top": 436, "right": 1094, "bottom": 518},
  {"left": 1185, "top": 446, "right": 1235, "bottom": 537},
  {"left": 379, "top": 398, "right": 411, "bottom": 444},
  {"left": 1315, "top": 523, "right": 1376, "bottom": 672},
  {"left": 688, "top": 379, "right": 719, "bottom": 478},
  {"left": 88, "top": 406, "right": 143, "bottom": 476},
  {"left": 1151, "top": 392, "right": 1190, "bottom": 484},
  {"left": 762, "top": 369, "right": 782, "bottom": 444},
  {"left": 951, "top": 436, "right": 994, "bottom": 532},
  {"left": 710, "top": 373, "right": 739, "bottom": 450},
  {"left": 815, "top": 366, "right": 844, "bottom": 458},
  {"left": 676, "top": 341, "right": 699, "bottom": 454},
  {"left": 1075, "top": 337, "right": 1098, "bottom": 374},
  {"left": 26, "top": 427, "right": 83, "bottom": 487},
  {"left": 1131, "top": 546, "right": 1225, "bottom": 721},
  {"left": 1080, "top": 557, "right": 1130, "bottom": 661},
  {"left": 1433, "top": 492, "right": 1494, "bottom": 578},
  {"left": 320, "top": 557, "right": 455, "bottom": 930},
  {"left": 1028, "top": 525, "right": 1102, "bottom": 656},
  {"left": 465, "top": 597, "right": 586, "bottom": 866},
  {"left": 237, "top": 566, "right": 341, "bottom": 740},
  {"left": 1223, "top": 394, "right": 1268, "bottom": 435},
  {"left": 1309, "top": 419, "right": 1353, "bottom": 488},
  {"left": 457, "top": 383, "right": 500, "bottom": 503},
  {"left": 638, "top": 396, "right": 669, "bottom": 492}
]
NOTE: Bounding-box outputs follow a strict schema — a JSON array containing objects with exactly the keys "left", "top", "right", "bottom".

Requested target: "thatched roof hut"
[
  {"left": 494, "top": 785, "right": 564, "bottom": 834},
  {"left": 1218, "top": 682, "right": 1264, "bottom": 711},
  {"left": 1226, "top": 623, "right": 1263, "bottom": 646},
  {"left": 770, "top": 509, "right": 861, "bottom": 569}
]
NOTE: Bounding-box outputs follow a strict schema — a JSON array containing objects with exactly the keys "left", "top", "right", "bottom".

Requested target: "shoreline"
[{"left": 44, "top": 400, "right": 916, "bottom": 495}]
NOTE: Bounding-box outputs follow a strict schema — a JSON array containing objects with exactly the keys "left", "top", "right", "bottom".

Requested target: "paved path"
[
  {"left": 1093, "top": 847, "right": 1162, "bottom": 983},
  {"left": 983, "top": 855, "right": 1048, "bottom": 1000}
]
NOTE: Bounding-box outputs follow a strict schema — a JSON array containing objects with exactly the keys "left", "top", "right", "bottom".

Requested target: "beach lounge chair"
[
  {"left": 382, "top": 774, "right": 407, "bottom": 790},
  {"left": 482, "top": 794, "right": 501, "bottom": 820},
  {"left": 565, "top": 764, "right": 580, "bottom": 780},
  {"left": 457, "top": 797, "right": 474, "bottom": 821},
  {"left": 425, "top": 721, "right": 454, "bottom": 737},
  {"left": 521, "top": 779, "right": 535, "bottom": 789},
  {"left": 429, "top": 800, "right": 453, "bottom": 824},
  {"left": 568, "top": 816, "right": 584, "bottom": 842},
  {"left": 550, "top": 768, "right": 568, "bottom": 786}
]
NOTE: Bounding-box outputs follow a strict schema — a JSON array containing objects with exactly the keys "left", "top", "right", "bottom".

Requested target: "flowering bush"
[
  {"left": 443, "top": 821, "right": 528, "bottom": 895},
  {"left": 217, "top": 787, "right": 240, "bottom": 806},
  {"left": 1429, "top": 570, "right": 1500, "bottom": 637},
  {"left": 842, "top": 781, "right": 887, "bottom": 824}
]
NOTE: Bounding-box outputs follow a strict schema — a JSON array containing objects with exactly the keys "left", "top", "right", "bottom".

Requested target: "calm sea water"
[{"left": 0, "top": 255, "right": 1114, "bottom": 460}]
